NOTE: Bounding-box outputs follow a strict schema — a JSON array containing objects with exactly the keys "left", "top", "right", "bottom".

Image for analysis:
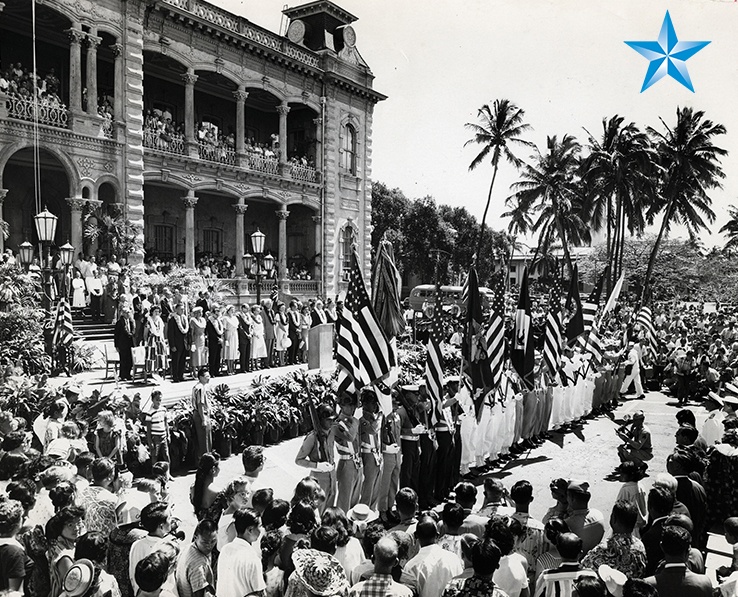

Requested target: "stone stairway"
[{"left": 72, "top": 313, "right": 115, "bottom": 342}]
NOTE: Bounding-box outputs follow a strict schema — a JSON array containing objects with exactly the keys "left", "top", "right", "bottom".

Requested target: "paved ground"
[{"left": 166, "top": 387, "right": 711, "bottom": 537}]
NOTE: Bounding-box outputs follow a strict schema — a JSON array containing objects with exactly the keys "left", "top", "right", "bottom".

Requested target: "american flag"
[
  {"left": 543, "top": 271, "right": 563, "bottom": 377},
  {"left": 637, "top": 305, "right": 657, "bottom": 352},
  {"left": 270, "top": 282, "right": 279, "bottom": 303},
  {"left": 336, "top": 251, "right": 394, "bottom": 393},
  {"left": 512, "top": 267, "right": 535, "bottom": 390},
  {"left": 485, "top": 273, "right": 506, "bottom": 395},
  {"left": 578, "top": 270, "right": 607, "bottom": 350},
  {"left": 425, "top": 284, "right": 445, "bottom": 426},
  {"left": 52, "top": 298, "right": 74, "bottom": 347},
  {"left": 461, "top": 266, "right": 493, "bottom": 419},
  {"left": 585, "top": 323, "right": 604, "bottom": 367}
]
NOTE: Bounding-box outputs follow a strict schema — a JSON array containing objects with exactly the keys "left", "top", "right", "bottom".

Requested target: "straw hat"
[{"left": 292, "top": 549, "right": 348, "bottom": 597}]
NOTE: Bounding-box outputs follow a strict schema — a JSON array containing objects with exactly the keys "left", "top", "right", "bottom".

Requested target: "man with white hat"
[
  {"left": 398, "top": 385, "right": 423, "bottom": 493},
  {"left": 434, "top": 375, "right": 461, "bottom": 502}
]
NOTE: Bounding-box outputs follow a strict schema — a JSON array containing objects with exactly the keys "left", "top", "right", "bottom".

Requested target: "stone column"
[
  {"left": 0, "top": 189, "right": 7, "bottom": 252},
  {"left": 233, "top": 87, "right": 248, "bottom": 155},
  {"left": 181, "top": 191, "right": 198, "bottom": 269},
  {"left": 313, "top": 117, "right": 323, "bottom": 171},
  {"left": 85, "top": 30, "right": 101, "bottom": 116},
  {"left": 276, "top": 207, "right": 289, "bottom": 279},
  {"left": 233, "top": 203, "right": 248, "bottom": 276},
  {"left": 66, "top": 25, "right": 85, "bottom": 113},
  {"left": 66, "top": 197, "right": 87, "bottom": 255},
  {"left": 110, "top": 42, "right": 124, "bottom": 121},
  {"left": 182, "top": 69, "right": 198, "bottom": 155},
  {"left": 277, "top": 102, "right": 290, "bottom": 163},
  {"left": 312, "top": 214, "right": 322, "bottom": 284}
]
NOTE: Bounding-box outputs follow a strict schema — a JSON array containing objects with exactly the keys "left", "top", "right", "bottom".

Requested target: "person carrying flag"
[
  {"left": 335, "top": 392, "right": 363, "bottom": 513},
  {"left": 295, "top": 403, "right": 336, "bottom": 511},
  {"left": 359, "top": 388, "right": 384, "bottom": 510}
]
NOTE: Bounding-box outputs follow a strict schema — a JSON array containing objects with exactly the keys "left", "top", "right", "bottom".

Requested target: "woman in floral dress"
[
  {"left": 189, "top": 306, "right": 207, "bottom": 377},
  {"left": 144, "top": 305, "right": 167, "bottom": 376},
  {"left": 250, "top": 304, "right": 268, "bottom": 369}
]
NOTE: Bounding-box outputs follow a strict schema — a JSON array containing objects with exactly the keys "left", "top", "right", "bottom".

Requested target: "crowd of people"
[{"left": 0, "top": 62, "right": 65, "bottom": 110}]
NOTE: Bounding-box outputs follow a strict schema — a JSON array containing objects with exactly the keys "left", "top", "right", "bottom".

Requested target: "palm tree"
[
  {"left": 581, "top": 116, "right": 658, "bottom": 289},
  {"left": 464, "top": 99, "right": 534, "bottom": 260},
  {"left": 643, "top": 107, "right": 727, "bottom": 301},
  {"left": 507, "top": 134, "right": 589, "bottom": 277},
  {"left": 719, "top": 206, "right": 738, "bottom": 254}
]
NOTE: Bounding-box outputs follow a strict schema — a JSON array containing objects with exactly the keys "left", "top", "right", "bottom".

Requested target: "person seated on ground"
[
  {"left": 535, "top": 532, "right": 597, "bottom": 597},
  {"left": 581, "top": 500, "right": 647, "bottom": 579},
  {"left": 643, "top": 525, "right": 713, "bottom": 597},
  {"left": 615, "top": 410, "right": 653, "bottom": 472},
  {"left": 563, "top": 481, "right": 605, "bottom": 557}
]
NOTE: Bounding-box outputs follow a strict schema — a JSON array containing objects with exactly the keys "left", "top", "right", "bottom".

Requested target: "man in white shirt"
[
  {"left": 129, "top": 502, "right": 179, "bottom": 595},
  {"left": 217, "top": 508, "right": 265, "bottom": 597},
  {"left": 402, "top": 516, "right": 464, "bottom": 597},
  {"left": 620, "top": 339, "right": 645, "bottom": 399}
]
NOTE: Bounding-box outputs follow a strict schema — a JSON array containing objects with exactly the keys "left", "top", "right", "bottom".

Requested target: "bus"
[{"left": 407, "top": 284, "right": 494, "bottom": 314}]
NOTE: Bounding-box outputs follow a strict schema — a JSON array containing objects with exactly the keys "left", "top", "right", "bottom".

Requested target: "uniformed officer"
[
  {"left": 334, "top": 392, "right": 363, "bottom": 513},
  {"left": 295, "top": 403, "right": 337, "bottom": 511},
  {"left": 358, "top": 388, "right": 384, "bottom": 509},
  {"left": 377, "top": 388, "right": 403, "bottom": 522},
  {"left": 398, "top": 384, "right": 423, "bottom": 493},
  {"left": 435, "top": 375, "right": 462, "bottom": 502},
  {"left": 416, "top": 381, "right": 438, "bottom": 509}
]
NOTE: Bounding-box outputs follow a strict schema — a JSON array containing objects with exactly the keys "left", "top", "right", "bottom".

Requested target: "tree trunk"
[
  {"left": 606, "top": 196, "right": 612, "bottom": 293},
  {"left": 612, "top": 194, "right": 623, "bottom": 282},
  {"left": 475, "top": 162, "right": 500, "bottom": 262},
  {"left": 557, "top": 219, "right": 574, "bottom": 279},
  {"left": 618, "top": 206, "right": 627, "bottom": 282},
  {"left": 642, "top": 203, "right": 673, "bottom": 303}
]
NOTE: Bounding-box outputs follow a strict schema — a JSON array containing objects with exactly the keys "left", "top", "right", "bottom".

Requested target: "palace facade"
[{"left": 0, "top": 0, "right": 384, "bottom": 298}]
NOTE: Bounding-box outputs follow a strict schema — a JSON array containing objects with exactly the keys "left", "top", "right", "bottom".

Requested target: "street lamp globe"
[
  {"left": 263, "top": 253, "right": 274, "bottom": 272},
  {"left": 250, "top": 228, "right": 265, "bottom": 255},
  {"left": 18, "top": 241, "right": 34, "bottom": 265},
  {"left": 34, "top": 207, "right": 58, "bottom": 243},
  {"left": 59, "top": 242, "right": 75, "bottom": 267},
  {"left": 242, "top": 253, "right": 253, "bottom": 272}
]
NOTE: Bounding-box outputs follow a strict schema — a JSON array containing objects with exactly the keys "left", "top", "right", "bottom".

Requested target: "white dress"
[
  {"left": 71, "top": 278, "right": 86, "bottom": 308},
  {"left": 250, "top": 314, "right": 267, "bottom": 359},
  {"left": 223, "top": 314, "right": 239, "bottom": 361}
]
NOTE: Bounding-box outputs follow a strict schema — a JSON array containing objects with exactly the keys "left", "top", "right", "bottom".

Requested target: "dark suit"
[
  {"left": 167, "top": 314, "right": 188, "bottom": 382},
  {"left": 645, "top": 564, "right": 713, "bottom": 597},
  {"left": 114, "top": 314, "right": 134, "bottom": 380},
  {"left": 205, "top": 316, "right": 223, "bottom": 377},
  {"left": 676, "top": 476, "right": 707, "bottom": 548},
  {"left": 262, "top": 307, "right": 275, "bottom": 366},
  {"left": 642, "top": 517, "right": 668, "bottom": 576},
  {"left": 159, "top": 297, "right": 173, "bottom": 323},
  {"left": 287, "top": 309, "right": 301, "bottom": 364},
  {"left": 237, "top": 312, "right": 252, "bottom": 373},
  {"left": 311, "top": 309, "right": 328, "bottom": 328},
  {"left": 196, "top": 297, "right": 210, "bottom": 315}
]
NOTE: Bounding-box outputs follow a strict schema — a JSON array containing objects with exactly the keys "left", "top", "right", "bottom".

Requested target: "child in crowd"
[
  {"left": 95, "top": 410, "right": 124, "bottom": 466},
  {"left": 145, "top": 391, "right": 170, "bottom": 468},
  {"left": 717, "top": 517, "right": 738, "bottom": 580}
]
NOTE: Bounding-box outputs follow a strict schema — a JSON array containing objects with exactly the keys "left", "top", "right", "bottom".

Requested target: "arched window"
[
  {"left": 342, "top": 124, "right": 357, "bottom": 175},
  {"left": 340, "top": 225, "right": 355, "bottom": 280}
]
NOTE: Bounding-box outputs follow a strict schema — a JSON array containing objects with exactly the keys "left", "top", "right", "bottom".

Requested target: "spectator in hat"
[
  {"left": 334, "top": 392, "right": 362, "bottom": 514},
  {"left": 359, "top": 388, "right": 383, "bottom": 510},
  {"left": 615, "top": 410, "right": 653, "bottom": 470},
  {"left": 291, "top": 548, "right": 349, "bottom": 597},
  {"left": 564, "top": 481, "right": 605, "bottom": 556}
]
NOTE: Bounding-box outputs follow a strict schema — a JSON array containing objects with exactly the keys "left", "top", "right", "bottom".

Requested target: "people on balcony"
[
  {"left": 1, "top": 61, "right": 66, "bottom": 111},
  {"left": 143, "top": 109, "right": 185, "bottom": 152}
]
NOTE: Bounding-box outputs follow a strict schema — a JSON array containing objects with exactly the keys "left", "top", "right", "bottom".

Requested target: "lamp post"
[
  {"left": 58, "top": 242, "right": 75, "bottom": 299},
  {"left": 242, "top": 228, "right": 274, "bottom": 303},
  {"left": 32, "top": 207, "right": 59, "bottom": 357},
  {"left": 18, "top": 241, "right": 34, "bottom": 271}
]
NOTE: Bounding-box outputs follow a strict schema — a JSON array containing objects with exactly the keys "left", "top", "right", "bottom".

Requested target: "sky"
[{"left": 221, "top": 0, "right": 738, "bottom": 248}]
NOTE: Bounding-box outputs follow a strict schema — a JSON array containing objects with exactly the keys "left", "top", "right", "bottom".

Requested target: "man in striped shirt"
[
  {"left": 176, "top": 519, "right": 217, "bottom": 597},
  {"left": 145, "top": 390, "right": 169, "bottom": 466},
  {"left": 535, "top": 533, "right": 597, "bottom": 597}
]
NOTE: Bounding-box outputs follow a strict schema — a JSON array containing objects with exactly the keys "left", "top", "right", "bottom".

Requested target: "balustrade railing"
[
  {"left": 143, "top": 129, "right": 186, "bottom": 155},
  {"left": 198, "top": 142, "right": 236, "bottom": 165},
  {"left": 290, "top": 164, "right": 318, "bottom": 183},
  {"left": 6, "top": 94, "right": 69, "bottom": 128},
  {"left": 99, "top": 118, "right": 114, "bottom": 139},
  {"left": 246, "top": 154, "right": 280, "bottom": 175},
  {"left": 289, "top": 280, "right": 318, "bottom": 294}
]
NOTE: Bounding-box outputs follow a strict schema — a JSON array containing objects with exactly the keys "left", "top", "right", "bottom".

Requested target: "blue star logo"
[{"left": 625, "top": 11, "right": 710, "bottom": 93}]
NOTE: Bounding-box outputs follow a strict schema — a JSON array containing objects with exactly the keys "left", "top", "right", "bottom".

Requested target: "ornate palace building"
[{"left": 0, "top": 0, "right": 384, "bottom": 298}]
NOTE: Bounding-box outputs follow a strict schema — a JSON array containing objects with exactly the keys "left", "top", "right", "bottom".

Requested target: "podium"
[{"left": 308, "top": 323, "right": 334, "bottom": 370}]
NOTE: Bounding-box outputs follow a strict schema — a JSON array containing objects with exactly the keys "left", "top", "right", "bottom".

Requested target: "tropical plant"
[
  {"left": 581, "top": 116, "right": 658, "bottom": 288},
  {"left": 464, "top": 99, "right": 534, "bottom": 260},
  {"left": 83, "top": 209, "right": 143, "bottom": 258},
  {"left": 506, "top": 134, "right": 589, "bottom": 277},
  {"left": 719, "top": 206, "right": 738, "bottom": 254},
  {"left": 642, "top": 107, "right": 727, "bottom": 301},
  {"left": 0, "top": 263, "right": 40, "bottom": 312}
]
